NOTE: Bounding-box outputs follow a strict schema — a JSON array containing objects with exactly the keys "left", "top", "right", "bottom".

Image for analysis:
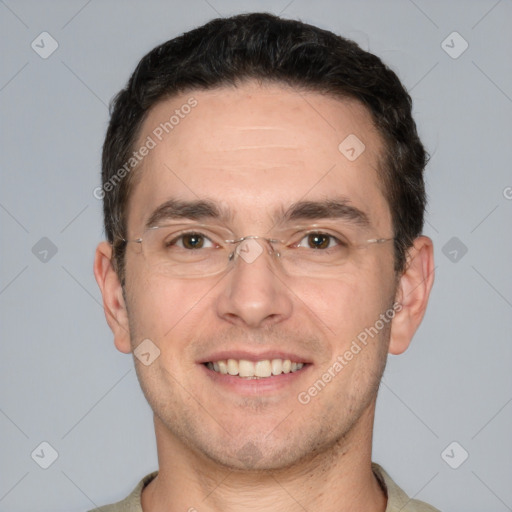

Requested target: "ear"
[
  {"left": 388, "top": 236, "right": 435, "bottom": 355},
  {"left": 93, "top": 241, "right": 132, "bottom": 354}
]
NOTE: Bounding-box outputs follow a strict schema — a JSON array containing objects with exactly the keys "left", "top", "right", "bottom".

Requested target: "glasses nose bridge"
[{"left": 227, "top": 235, "right": 281, "bottom": 265}]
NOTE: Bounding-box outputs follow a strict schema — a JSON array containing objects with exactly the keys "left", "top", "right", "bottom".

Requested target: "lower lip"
[{"left": 200, "top": 363, "right": 311, "bottom": 395}]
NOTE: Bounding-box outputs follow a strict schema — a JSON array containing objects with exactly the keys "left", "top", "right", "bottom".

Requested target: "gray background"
[{"left": 1, "top": 0, "right": 511, "bottom": 510}]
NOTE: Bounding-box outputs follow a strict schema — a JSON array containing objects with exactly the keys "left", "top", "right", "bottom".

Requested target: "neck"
[{"left": 141, "top": 405, "right": 386, "bottom": 512}]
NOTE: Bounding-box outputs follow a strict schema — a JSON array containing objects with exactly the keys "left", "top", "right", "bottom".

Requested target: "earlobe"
[
  {"left": 388, "top": 236, "right": 435, "bottom": 355},
  {"left": 93, "top": 241, "right": 132, "bottom": 354}
]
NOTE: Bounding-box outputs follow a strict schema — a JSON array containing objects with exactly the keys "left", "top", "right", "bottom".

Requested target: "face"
[{"left": 118, "top": 82, "right": 399, "bottom": 470}]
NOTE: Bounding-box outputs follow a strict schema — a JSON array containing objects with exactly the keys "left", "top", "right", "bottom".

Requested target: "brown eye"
[
  {"left": 181, "top": 233, "right": 206, "bottom": 249},
  {"left": 306, "top": 233, "right": 331, "bottom": 249}
]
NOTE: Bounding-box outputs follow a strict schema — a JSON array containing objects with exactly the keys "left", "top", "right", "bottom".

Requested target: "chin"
[
  {"left": 191, "top": 429, "right": 339, "bottom": 474},
  {"left": 203, "top": 442, "right": 303, "bottom": 472}
]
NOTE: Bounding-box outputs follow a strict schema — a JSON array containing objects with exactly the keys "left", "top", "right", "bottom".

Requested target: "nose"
[{"left": 215, "top": 238, "right": 293, "bottom": 328}]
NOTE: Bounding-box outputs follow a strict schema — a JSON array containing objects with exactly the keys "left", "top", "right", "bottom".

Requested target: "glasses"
[{"left": 121, "top": 223, "right": 394, "bottom": 278}]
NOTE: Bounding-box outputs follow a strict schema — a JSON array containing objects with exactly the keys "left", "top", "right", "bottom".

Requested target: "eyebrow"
[
  {"left": 144, "top": 197, "right": 370, "bottom": 230},
  {"left": 145, "top": 199, "right": 230, "bottom": 230},
  {"left": 283, "top": 199, "right": 370, "bottom": 227}
]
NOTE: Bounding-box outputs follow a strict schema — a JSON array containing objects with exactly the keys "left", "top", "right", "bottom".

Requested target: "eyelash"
[{"left": 167, "top": 233, "right": 216, "bottom": 249}]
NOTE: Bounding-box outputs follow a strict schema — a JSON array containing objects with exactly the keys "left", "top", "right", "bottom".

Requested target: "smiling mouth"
[{"left": 204, "top": 358, "right": 306, "bottom": 379}]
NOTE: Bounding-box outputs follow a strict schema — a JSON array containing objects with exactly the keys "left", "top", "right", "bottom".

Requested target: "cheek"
[
  {"left": 294, "top": 270, "right": 391, "bottom": 343},
  {"left": 124, "top": 265, "right": 214, "bottom": 345}
]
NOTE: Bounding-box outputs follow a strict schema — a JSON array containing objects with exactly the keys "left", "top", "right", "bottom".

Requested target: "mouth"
[{"left": 204, "top": 358, "right": 307, "bottom": 379}]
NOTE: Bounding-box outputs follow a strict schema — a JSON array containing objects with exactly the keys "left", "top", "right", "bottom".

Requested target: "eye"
[
  {"left": 297, "top": 232, "right": 343, "bottom": 250},
  {"left": 171, "top": 233, "right": 215, "bottom": 250}
]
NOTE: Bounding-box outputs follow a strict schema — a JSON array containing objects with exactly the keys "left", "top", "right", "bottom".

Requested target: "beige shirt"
[{"left": 90, "top": 463, "right": 440, "bottom": 511}]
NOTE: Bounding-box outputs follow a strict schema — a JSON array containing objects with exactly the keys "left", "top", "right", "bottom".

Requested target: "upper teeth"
[{"left": 206, "top": 359, "right": 304, "bottom": 378}]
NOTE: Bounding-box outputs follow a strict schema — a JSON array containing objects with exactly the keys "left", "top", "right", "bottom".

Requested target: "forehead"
[{"left": 127, "top": 82, "right": 391, "bottom": 234}]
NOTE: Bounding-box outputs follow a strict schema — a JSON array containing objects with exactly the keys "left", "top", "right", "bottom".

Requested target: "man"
[{"left": 93, "top": 12, "right": 438, "bottom": 511}]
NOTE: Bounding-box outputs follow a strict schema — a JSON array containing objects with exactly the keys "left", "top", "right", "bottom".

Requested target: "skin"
[{"left": 94, "top": 81, "right": 434, "bottom": 511}]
